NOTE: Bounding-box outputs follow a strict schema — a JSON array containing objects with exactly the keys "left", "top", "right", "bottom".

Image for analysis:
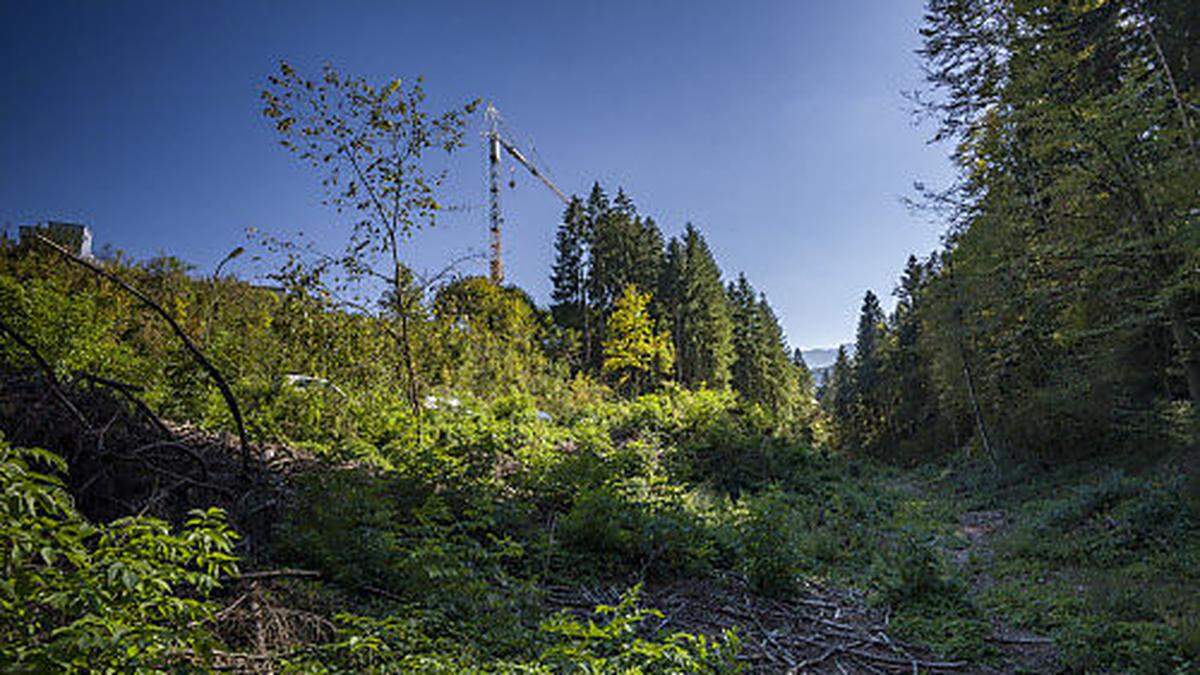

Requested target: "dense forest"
[
  {"left": 823, "top": 0, "right": 1200, "bottom": 466},
  {"left": 1, "top": 1, "right": 1197, "bottom": 673}
]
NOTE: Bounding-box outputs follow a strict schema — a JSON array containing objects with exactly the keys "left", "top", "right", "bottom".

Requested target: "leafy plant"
[
  {"left": 0, "top": 437, "right": 238, "bottom": 672},
  {"left": 539, "top": 585, "right": 741, "bottom": 674}
]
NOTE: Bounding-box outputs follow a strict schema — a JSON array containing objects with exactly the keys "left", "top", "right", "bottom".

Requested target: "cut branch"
[{"left": 34, "top": 234, "right": 252, "bottom": 473}]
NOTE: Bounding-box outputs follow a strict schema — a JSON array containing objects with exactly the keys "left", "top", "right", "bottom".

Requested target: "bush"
[
  {"left": 736, "top": 488, "right": 805, "bottom": 596},
  {"left": 873, "top": 532, "right": 959, "bottom": 606},
  {"left": 0, "top": 437, "right": 238, "bottom": 671},
  {"left": 539, "top": 585, "right": 741, "bottom": 674},
  {"left": 557, "top": 480, "right": 719, "bottom": 579}
]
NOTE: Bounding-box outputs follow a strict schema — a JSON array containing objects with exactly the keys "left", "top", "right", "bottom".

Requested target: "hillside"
[{"left": 2, "top": 2, "right": 1199, "bottom": 673}]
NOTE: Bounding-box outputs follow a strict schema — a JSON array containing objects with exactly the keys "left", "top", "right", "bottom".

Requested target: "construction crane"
[{"left": 485, "top": 103, "right": 569, "bottom": 284}]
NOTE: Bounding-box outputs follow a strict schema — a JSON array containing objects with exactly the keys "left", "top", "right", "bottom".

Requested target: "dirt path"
[{"left": 951, "top": 509, "right": 1059, "bottom": 673}]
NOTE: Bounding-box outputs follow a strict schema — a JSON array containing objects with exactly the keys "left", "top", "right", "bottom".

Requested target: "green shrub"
[
  {"left": 0, "top": 437, "right": 238, "bottom": 672},
  {"left": 557, "top": 480, "right": 720, "bottom": 579},
  {"left": 872, "top": 533, "right": 959, "bottom": 606},
  {"left": 276, "top": 470, "right": 405, "bottom": 589},
  {"left": 539, "top": 584, "right": 741, "bottom": 674},
  {"left": 736, "top": 487, "right": 805, "bottom": 596}
]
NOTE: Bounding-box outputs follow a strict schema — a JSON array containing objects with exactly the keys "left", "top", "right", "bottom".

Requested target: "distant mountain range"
[{"left": 800, "top": 345, "right": 853, "bottom": 388}]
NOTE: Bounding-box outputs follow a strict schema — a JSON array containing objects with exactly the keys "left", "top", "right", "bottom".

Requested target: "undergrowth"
[{"left": 924, "top": 454, "right": 1200, "bottom": 673}]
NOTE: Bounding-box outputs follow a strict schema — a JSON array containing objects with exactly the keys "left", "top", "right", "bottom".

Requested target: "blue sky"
[{"left": 0, "top": 1, "right": 954, "bottom": 349}]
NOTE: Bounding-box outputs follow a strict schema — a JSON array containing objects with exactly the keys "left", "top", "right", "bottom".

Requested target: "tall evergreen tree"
[
  {"left": 550, "top": 197, "right": 588, "bottom": 331},
  {"left": 550, "top": 197, "right": 590, "bottom": 371},
  {"left": 755, "top": 293, "right": 798, "bottom": 413},
  {"left": 838, "top": 290, "right": 886, "bottom": 451},
  {"left": 670, "top": 224, "right": 734, "bottom": 389},
  {"left": 827, "top": 345, "right": 855, "bottom": 432},
  {"left": 792, "top": 347, "right": 815, "bottom": 405},
  {"left": 727, "top": 273, "right": 799, "bottom": 414},
  {"left": 613, "top": 187, "right": 637, "bottom": 219},
  {"left": 885, "top": 255, "right": 935, "bottom": 448},
  {"left": 588, "top": 200, "right": 663, "bottom": 318},
  {"left": 729, "top": 274, "right": 764, "bottom": 402},
  {"left": 584, "top": 182, "right": 609, "bottom": 229},
  {"left": 585, "top": 186, "right": 665, "bottom": 370},
  {"left": 853, "top": 290, "right": 885, "bottom": 396}
]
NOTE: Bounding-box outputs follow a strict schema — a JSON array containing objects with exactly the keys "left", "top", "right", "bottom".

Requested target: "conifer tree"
[
  {"left": 588, "top": 194, "right": 663, "bottom": 318},
  {"left": 754, "top": 292, "right": 798, "bottom": 414},
  {"left": 670, "top": 224, "right": 734, "bottom": 389},
  {"left": 584, "top": 182, "right": 609, "bottom": 227},
  {"left": 729, "top": 274, "right": 764, "bottom": 403},
  {"left": 841, "top": 290, "right": 886, "bottom": 451},
  {"left": 584, "top": 186, "right": 665, "bottom": 371},
  {"left": 792, "top": 347, "right": 815, "bottom": 404},
  {"left": 827, "top": 345, "right": 855, "bottom": 432},
  {"left": 550, "top": 197, "right": 588, "bottom": 335},
  {"left": 886, "top": 256, "right": 934, "bottom": 444},
  {"left": 854, "top": 290, "right": 884, "bottom": 391},
  {"left": 613, "top": 187, "right": 637, "bottom": 219},
  {"left": 602, "top": 284, "right": 673, "bottom": 396},
  {"left": 728, "top": 273, "right": 798, "bottom": 412}
]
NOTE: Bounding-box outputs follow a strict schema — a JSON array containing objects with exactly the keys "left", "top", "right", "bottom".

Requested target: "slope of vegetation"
[
  {"left": 1, "top": 1, "right": 1198, "bottom": 672},
  {"left": 0, "top": 241, "right": 966, "bottom": 672}
]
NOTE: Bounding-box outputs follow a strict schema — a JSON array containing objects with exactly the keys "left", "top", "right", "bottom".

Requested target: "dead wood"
[{"left": 34, "top": 233, "right": 251, "bottom": 473}]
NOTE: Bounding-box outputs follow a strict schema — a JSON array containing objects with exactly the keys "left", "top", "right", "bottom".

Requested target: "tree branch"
[{"left": 34, "top": 234, "right": 252, "bottom": 474}]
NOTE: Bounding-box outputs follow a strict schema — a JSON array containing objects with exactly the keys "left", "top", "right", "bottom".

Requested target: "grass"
[{"left": 906, "top": 450, "right": 1200, "bottom": 673}]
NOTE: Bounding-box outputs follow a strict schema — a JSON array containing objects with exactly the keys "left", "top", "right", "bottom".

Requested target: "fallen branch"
[
  {"left": 233, "top": 568, "right": 323, "bottom": 581},
  {"left": 841, "top": 645, "right": 965, "bottom": 670},
  {"left": 76, "top": 371, "right": 174, "bottom": 439},
  {"left": 986, "top": 634, "right": 1053, "bottom": 645},
  {"left": 35, "top": 234, "right": 251, "bottom": 473}
]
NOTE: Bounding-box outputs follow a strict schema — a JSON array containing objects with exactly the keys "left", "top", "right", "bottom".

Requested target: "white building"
[{"left": 19, "top": 221, "right": 93, "bottom": 258}]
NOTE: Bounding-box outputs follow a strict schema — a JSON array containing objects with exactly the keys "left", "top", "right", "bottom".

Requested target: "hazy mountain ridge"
[{"left": 801, "top": 345, "right": 852, "bottom": 387}]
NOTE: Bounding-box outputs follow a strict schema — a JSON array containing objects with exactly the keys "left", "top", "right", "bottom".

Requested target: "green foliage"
[
  {"left": 727, "top": 274, "right": 810, "bottom": 426},
  {"left": 539, "top": 585, "right": 741, "bottom": 674},
  {"left": 558, "top": 481, "right": 719, "bottom": 579},
  {"left": 825, "top": 0, "right": 1200, "bottom": 466},
  {"left": 280, "top": 587, "right": 739, "bottom": 674},
  {"left": 934, "top": 455, "right": 1200, "bottom": 672},
  {"left": 872, "top": 533, "right": 960, "bottom": 607},
  {"left": 663, "top": 225, "right": 735, "bottom": 390},
  {"left": 601, "top": 285, "right": 674, "bottom": 396},
  {"left": 0, "top": 436, "right": 237, "bottom": 672},
  {"left": 735, "top": 488, "right": 805, "bottom": 596}
]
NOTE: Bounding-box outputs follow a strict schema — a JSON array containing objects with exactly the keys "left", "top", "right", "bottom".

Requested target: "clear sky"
[{"left": 0, "top": 1, "right": 954, "bottom": 349}]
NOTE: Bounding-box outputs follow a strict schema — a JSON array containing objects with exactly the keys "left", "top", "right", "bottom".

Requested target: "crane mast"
[{"left": 485, "top": 103, "right": 568, "bottom": 284}]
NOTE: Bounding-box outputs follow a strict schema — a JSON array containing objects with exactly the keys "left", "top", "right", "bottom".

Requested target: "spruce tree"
[
  {"left": 853, "top": 290, "right": 885, "bottom": 398},
  {"left": 586, "top": 187, "right": 665, "bottom": 372},
  {"left": 885, "top": 254, "right": 936, "bottom": 451},
  {"left": 843, "top": 290, "right": 885, "bottom": 450},
  {"left": 729, "top": 274, "right": 763, "bottom": 403},
  {"left": 550, "top": 197, "right": 588, "bottom": 331},
  {"left": 550, "top": 197, "right": 590, "bottom": 370},
  {"left": 827, "top": 345, "right": 855, "bottom": 431},
  {"left": 754, "top": 292, "right": 797, "bottom": 415},
  {"left": 672, "top": 224, "right": 734, "bottom": 389}
]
